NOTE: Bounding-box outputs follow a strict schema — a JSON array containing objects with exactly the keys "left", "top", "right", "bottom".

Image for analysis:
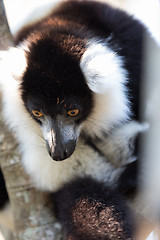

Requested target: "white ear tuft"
[
  {"left": 0, "top": 46, "right": 27, "bottom": 86},
  {"left": 80, "top": 41, "right": 127, "bottom": 94}
]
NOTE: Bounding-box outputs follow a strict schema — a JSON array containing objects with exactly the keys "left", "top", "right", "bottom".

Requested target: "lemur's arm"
[{"left": 89, "top": 121, "right": 148, "bottom": 168}]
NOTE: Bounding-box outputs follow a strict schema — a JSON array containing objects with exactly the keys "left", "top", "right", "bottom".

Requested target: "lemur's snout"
[
  {"left": 46, "top": 139, "right": 76, "bottom": 161},
  {"left": 43, "top": 118, "right": 79, "bottom": 161}
]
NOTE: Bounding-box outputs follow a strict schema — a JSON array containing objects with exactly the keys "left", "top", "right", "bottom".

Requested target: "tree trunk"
[{"left": 0, "top": 1, "right": 63, "bottom": 239}]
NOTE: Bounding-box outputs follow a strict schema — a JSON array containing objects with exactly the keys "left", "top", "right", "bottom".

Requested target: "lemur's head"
[
  {"left": 21, "top": 32, "right": 94, "bottom": 161},
  {"left": 1, "top": 29, "right": 128, "bottom": 161}
]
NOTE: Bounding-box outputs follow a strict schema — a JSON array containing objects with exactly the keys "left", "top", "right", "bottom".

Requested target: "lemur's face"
[
  {"left": 23, "top": 94, "right": 93, "bottom": 161},
  {"left": 21, "top": 37, "right": 93, "bottom": 161},
  {"left": 17, "top": 31, "right": 125, "bottom": 161}
]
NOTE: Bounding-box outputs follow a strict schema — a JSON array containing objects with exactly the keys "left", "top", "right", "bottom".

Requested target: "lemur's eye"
[
  {"left": 32, "top": 110, "right": 43, "bottom": 117},
  {"left": 67, "top": 109, "right": 79, "bottom": 117}
]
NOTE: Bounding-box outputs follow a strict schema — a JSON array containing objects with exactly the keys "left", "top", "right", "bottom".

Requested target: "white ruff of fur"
[
  {"left": 0, "top": 46, "right": 124, "bottom": 191},
  {"left": 80, "top": 40, "right": 131, "bottom": 137},
  {"left": 0, "top": 43, "right": 146, "bottom": 192}
]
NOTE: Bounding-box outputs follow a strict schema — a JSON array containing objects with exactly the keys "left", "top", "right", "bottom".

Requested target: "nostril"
[
  {"left": 50, "top": 152, "right": 61, "bottom": 161},
  {"left": 49, "top": 149, "right": 68, "bottom": 161},
  {"left": 53, "top": 150, "right": 68, "bottom": 161},
  {"left": 50, "top": 149, "right": 70, "bottom": 161}
]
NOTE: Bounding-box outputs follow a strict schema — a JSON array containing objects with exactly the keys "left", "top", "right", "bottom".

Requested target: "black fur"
[
  {"left": 54, "top": 177, "right": 134, "bottom": 240},
  {"left": 118, "top": 161, "right": 138, "bottom": 197},
  {"left": 21, "top": 32, "right": 93, "bottom": 124}
]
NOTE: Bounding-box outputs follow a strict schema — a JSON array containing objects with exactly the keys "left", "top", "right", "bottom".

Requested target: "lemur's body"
[{"left": 0, "top": 1, "right": 148, "bottom": 239}]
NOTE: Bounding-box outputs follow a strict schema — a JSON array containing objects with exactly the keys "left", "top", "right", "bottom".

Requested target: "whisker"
[
  {"left": 84, "top": 117, "right": 112, "bottom": 135},
  {"left": 14, "top": 121, "right": 44, "bottom": 140},
  {"left": 26, "top": 139, "right": 46, "bottom": 148}
]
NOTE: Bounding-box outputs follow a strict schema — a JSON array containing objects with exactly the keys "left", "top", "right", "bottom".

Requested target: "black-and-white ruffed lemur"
[{"left": 0, "top": 1, "right": 149, "bottom": 239}]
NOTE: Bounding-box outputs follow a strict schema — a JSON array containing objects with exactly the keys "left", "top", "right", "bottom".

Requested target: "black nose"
[
  {"left": 50, "top": 149, "right": 68, "bottom": 161},
  {"left": 47, "top": 140, "right": 76, "bottom": 161}
]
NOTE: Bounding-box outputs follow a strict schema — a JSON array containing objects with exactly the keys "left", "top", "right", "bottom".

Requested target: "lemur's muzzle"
[
  {"left": 43, "top": 118, "right": 79, "bottom": 161},
  {"left": 46, "top": 138, "right": 76, "bottom": 161}
]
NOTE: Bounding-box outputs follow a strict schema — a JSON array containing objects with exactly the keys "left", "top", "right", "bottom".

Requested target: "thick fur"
[
  {"left": 53, "top": 177, "right": 134, "bottom": 240},
  {"left": 0, "top": 1, "right": 147, "bottom": 189},
  {"left": 0, "top": 1, "right": 149, "bottom": 238}
]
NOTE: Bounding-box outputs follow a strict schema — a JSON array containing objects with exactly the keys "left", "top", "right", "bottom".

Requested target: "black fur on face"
[
  {"left": 16, "top": 0, "right": 147, "bottom": 121},
  {"left": 20, "top": 32, "right": 94, "bottom": 160},
  {"left": 21, "top": 32, "right": 93, "bottom": 123}
]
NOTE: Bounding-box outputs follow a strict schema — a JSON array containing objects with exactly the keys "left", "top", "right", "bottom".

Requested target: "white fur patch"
[
  {"left": 0, "top": 46, "right": 27, "bottom": 84},
  {"left": 80, "top": 40, "right": 128, "bottom": 94},
  {"left": 80, "top": 40, "right": 131, "bottom": 137}
]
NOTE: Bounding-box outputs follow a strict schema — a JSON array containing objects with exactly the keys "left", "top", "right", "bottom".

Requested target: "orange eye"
[
  {"left": 32, "top": 110, "right": 43, "bottom": 117},
  {"left": 67, "top": 109, "right": 79, "bottom": 117}
]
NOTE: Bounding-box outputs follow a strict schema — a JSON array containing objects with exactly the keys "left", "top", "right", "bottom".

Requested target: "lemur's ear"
[
  {"left": 80, "top": 41, "right": 127, "bottom": 94},
  {"left": 0, "top": 46, "right": 27, "bottom": 84}
]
